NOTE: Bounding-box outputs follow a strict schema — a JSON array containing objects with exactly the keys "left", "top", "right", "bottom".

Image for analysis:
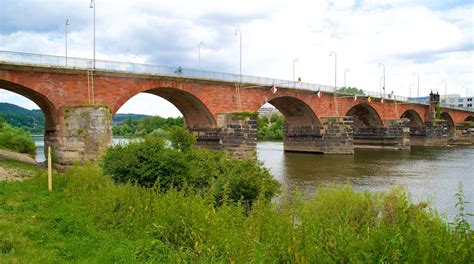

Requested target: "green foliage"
[
  {"left": 0, "top": 118, "right": 36, "bottom": 157},
  {"left": 337, "top": 86, "right": 365, "bottom": 95},
  {"left": 435, "top": 103, "right": 441, "bottom": 119},
  {"left": 258, "top": 113, "right": 284, "bottom": 140},
  {"left": 0, "top": 103, "right": 44, "bottom": 134},
  {"left": 1, "top": 163, "right": 472, "bottom": 262},
  {"left": 453, "top": 183, "right": 473, "bottom": 235},
  {"left": 112, "top": 115, "right": 184, "bottom": 137},
  {"left": 102, "top": 129, "right": 279, "bottom": 207},
  {"left": 168, "top": 126, "right": 196, "bottom": 152}
]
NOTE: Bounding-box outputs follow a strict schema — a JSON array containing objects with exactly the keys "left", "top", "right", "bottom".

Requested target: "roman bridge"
[{"left": 1, "top": 51, "right": 473, "bottom": 168}]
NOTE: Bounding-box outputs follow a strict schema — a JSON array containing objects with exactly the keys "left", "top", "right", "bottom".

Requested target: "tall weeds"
[{"left": 1, "top": 163, "right": 472, "bottom": 262}]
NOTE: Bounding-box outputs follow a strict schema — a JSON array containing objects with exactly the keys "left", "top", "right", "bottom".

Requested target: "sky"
[{"left": 0, "top": 0, "right": 473, "bottom": 117}]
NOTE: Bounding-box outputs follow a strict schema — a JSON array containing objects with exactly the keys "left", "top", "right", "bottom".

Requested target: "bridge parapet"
[{"left": 0, "top": 50, "right": 415, "bottom": 102}]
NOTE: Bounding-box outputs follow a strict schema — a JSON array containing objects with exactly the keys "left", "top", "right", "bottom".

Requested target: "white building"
[{"left": 440, "top": 94, "right": 473, "bottom": 109}]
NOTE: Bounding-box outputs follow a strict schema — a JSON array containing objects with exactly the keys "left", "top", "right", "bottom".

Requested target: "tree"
[{"left": 337, "top": 87, "right": 365, "bottom": 95}]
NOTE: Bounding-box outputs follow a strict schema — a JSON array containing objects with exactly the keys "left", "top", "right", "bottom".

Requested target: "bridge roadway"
[{"left": 0, "top": 51, "right": 473, "bottom": 168}]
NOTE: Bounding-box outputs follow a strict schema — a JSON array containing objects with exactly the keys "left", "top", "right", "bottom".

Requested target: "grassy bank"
[{"left": 1, "top": 160, "right": 472, "bottom": 263}]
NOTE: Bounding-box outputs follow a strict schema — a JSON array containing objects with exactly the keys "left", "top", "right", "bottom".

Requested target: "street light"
[
  {"left": 329, "top": 51, "right": 339, "bottom": 116},
  {"left": 198, "top": 41, "right": 204, "bottom": 69},
  {"left": 413, "top": 72, "right": 419, "bottom": 97},
  {"left": 65, "top": 19, "right": 70, "bottom": 66},
  {"left": 292, "top": 58, "right": 299, "bottom": 87},
  {"left": 378, "top": 63, "right": 385, "bottom": 97},
  {"left": 379, "top": 77, "right": 383, "bottom": 96},
  {"left": 344, "top": 68, "right": 350, "bottom": 88},
  {"left": 89, "top": 0, "right": 95, "bottom": 69},
  {"left": 234, "top": 29, "right": 242, "bottom": 83},
  {"left": 409, "top": 83, "right": 414, "bottom": 98}
]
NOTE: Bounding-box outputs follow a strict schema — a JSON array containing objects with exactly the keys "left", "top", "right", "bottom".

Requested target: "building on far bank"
[{"left": 440, "top": 94, "right": 473, "bottom": 109}]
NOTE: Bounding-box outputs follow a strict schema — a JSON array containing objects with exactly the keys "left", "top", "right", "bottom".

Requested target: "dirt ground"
[{"left": 0, "top": 166, "right": 35, "bottom": 182}]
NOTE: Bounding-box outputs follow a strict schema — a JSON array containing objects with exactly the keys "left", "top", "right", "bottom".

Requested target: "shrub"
[
  {"left": 168, "top": 126, "right": 196, "bottom": 152},
  {"left": 0, "top": 118, "right": 36, "bottom": 157},
  {"left": 101, "top": 128, "right": 280, "bottom": 206}
]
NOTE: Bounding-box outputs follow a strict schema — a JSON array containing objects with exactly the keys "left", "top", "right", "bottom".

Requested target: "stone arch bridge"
[{"left": 1, "top": 52, "right": 473, "bottom": 168}]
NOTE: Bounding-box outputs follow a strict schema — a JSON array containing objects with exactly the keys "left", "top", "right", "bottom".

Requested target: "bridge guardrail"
[{"left": 0, "top": 50, "right": 463, "bottom": 110}]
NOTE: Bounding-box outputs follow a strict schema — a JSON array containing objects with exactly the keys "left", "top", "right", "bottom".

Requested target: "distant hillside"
[
  {"left": 0, "top": 103, "right": 45, "bottom": 134},
  {"left": 113, "top": 113, "right": 150, "bottom": 125}
]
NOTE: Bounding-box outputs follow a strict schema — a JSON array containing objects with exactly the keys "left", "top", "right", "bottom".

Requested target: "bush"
[
  {"left": 0, "top": 118, "right": 36, "bottom": 158},
  {"left": 102, "top": 128, "right": 280, "bottom": 206},
  {"left": 257, "top": 113, "right": 284, "bottom": 141}
]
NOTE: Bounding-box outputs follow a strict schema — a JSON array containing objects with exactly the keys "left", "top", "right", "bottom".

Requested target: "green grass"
[{"left": 0, "top": 161, "right": 473, "bottom": 263}]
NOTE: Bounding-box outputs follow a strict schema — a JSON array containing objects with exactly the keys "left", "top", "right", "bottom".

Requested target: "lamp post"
[
  {"left": 378, "top": 63, "right": 385, "bottom": 97},
  {"left": 379, "top": 77, "right": 383, "bottom": 96},
  {"left": 413, "top": 72, "right": 419, "bottom": 97},
  {"left": 65, "top": 19, "right": 70, "bottom": 66},
  {"left": 329, "top": 51, "right": 339, "bottom": 116},
  {"left": 198, "top": 41, "right": 204, "bottom": 69},
  {"left": 89, "top": 0, "right": 95, "bottom": 69},
  {"left": 344, "top": 68, "right": 350, "bottom": 88},
  {"left": 234, "top": 29, "right": 242, "bottom": 83},
  {"left": 292, "top": 58, "right": 299, "bottom": 87},
  {"left": 409, "top": 83, "right": 414, "bottom": 98}
]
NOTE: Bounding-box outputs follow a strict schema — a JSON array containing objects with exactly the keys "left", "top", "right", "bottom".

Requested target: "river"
[{"left": 33, "top": 137, "right": 473, "bottom": 224}]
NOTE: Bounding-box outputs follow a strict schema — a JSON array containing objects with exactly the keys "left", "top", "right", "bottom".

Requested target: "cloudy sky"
[{"left": 1, "top": 0, "right": 473, "bottom": 117}]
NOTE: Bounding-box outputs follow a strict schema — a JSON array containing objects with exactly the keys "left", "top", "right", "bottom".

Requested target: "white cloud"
[{"left": 116, "top": 93, "right": 181, "bottom": 117}]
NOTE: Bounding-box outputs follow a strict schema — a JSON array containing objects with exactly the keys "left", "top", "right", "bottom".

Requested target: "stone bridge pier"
[
  {"left": 193, "top": 113, "right": 355, "bottom": 157},
  {"left": 284, "top": 116, "right": 354, "bottom": 154},
  {"left": 45, "top": 105, "right": 112, "bottom": 169},
  {"left": 408, "top": 120, "right": 448, "bottom": 146},
  {"left": 191, "top": 112, "right": 258, "bottom": 159},
  {"left": 351, "top": 118, "right": 410, "bottom": 150}
]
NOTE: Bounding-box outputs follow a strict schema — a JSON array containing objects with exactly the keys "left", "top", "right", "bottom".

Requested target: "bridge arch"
[
  {"left": 345, "top": 103, "right": 383, "bottom": 128},
  {"left": 440, "top": 112, "right": 455, "bottom": 135},
  {"left": 114, "top": 87, "right": 216, "bottom": 128},
  {"left": 265, "top": 96, "right": 321, "bottom": 128},
  {"left": 0, "top": 79, "right": 57, "bottom": 131},
  {"left": 465, "top": 115, "right": 474, "bottom": 122},
  {"left": 401, "top": 110, "right": 423, "bottom": 126}
]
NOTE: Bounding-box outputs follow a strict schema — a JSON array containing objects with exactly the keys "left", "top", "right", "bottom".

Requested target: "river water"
[{"left": 33, "top": 137, "right": 473, "bottom": 224}]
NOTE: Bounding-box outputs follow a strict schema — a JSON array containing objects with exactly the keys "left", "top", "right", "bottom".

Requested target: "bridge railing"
[{"left": 0, "top": 50, "right": 429, "bottom": 106}]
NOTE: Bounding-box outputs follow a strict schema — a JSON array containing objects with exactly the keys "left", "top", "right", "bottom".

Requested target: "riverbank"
[{"left": 1, "top": 160, "right": 472, "bottom": 262}]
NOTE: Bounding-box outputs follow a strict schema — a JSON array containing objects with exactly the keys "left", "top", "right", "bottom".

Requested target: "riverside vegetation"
[
  {"left": 0, "top": 118, "right": 36, "bottom": 158},
  {"left": 1, "top": 127, "right": 473, "bottom": 262}
]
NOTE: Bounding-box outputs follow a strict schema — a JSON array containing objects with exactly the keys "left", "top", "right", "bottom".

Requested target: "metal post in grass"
[{"left": 48, "top": 146, "right": 52, "bottom": 192}]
